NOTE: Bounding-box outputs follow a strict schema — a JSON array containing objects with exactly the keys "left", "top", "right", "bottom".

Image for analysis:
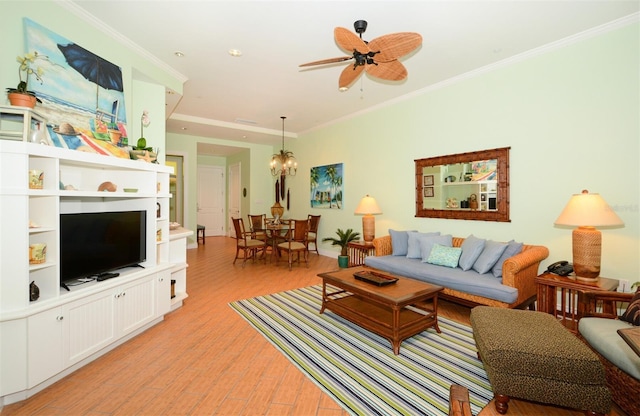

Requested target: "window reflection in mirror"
[{"left": 415, "top": 147, "right": 510, "bottom": 222}]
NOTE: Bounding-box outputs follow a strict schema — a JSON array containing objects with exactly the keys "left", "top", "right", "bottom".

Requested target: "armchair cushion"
[
  {"left": 579, "top": 317, "right": 640, "bottom": 380},
  {"left": 621, "top": 287, "right": 640, "bottom": 326}
]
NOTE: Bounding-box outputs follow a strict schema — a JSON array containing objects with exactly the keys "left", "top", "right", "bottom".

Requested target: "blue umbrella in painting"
[{"left": 57, "top": 43, "right": 123, "bottom": 112}]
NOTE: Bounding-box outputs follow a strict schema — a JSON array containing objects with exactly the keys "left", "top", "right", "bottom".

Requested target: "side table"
[
  {"left": 536, "top": 272, "right": 619, "bottom": 333},
  {"left": 347, "top": 240, "right": 375, "bottom": 267}
]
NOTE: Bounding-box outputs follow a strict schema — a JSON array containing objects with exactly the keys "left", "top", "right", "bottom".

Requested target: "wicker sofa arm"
[
  {"left": 372, "top": 235, "right": 393, "bottom": 256},
  {"left": 582, "top": 290, "right": 633, "bottom": 319}
]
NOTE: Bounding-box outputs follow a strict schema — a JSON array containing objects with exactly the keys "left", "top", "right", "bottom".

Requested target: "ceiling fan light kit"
[{"left": 300, "top": 20, "right": 422, "bottom": 90}]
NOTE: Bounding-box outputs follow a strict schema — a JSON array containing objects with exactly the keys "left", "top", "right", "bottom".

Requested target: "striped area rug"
[{"left": 229, "top": 285, "right": 492, "bottom": 416}]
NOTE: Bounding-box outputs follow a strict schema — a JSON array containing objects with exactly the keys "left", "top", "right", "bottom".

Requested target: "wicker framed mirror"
[{"left": 415, "top": 147, "right": 510, "bottom": 222}]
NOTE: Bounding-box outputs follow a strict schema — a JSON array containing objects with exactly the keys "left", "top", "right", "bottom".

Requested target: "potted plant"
[
  {"left": 322, "top": 228, "right": 360, "bottom": 268},
  {"left": 6, "top": 51, "right": 48, "bottom": 108},
  {"left": 129, "top": 110, "right": 157, "bottom": 162}
]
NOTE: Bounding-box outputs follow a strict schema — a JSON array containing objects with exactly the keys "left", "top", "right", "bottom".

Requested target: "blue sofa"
[{"left": 364, "top": 232, "right": 549, "bottom": 309}]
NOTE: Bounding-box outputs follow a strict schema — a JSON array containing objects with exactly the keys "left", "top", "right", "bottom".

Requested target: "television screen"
[{"left": 60, "top": 210, "right": 147, "bottom": 283}]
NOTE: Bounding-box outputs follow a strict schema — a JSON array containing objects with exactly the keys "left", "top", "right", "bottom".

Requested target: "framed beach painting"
[
  {"left": 310, "top": 163, "right": 343, "bottom": 209},
  {"left": 24, "top": 18, "right": 130, "bottom": 158}
]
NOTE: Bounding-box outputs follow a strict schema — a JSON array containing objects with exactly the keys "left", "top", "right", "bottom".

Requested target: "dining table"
[{"left": 264, "top": 219, "right": 290, "bottom": 263}]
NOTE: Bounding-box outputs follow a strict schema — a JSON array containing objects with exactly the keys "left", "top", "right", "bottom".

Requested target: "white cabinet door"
[
  {"left": 28, "top": 308, "right": 64, "bottom": 388},
  {"left": 64, "top": 291, "right": 116, "bottom": 366},
  {"left": 156, "top": 270, "right": 171, "bottom": 316},
  {"left": 116, "top": 276, "right": 156, "bottom": 336}
]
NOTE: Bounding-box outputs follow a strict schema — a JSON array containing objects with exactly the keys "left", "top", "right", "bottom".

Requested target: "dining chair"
[
  {"left": 247, "top": 214, "right": 268, "bottom": 242},
  {"left": 232, "top": 217, "right": 267, "bottom": 267},
  {"left": 306, "top": 214, "right": 321, "bottom": 255},
  {"left": 277, "top": 219, "right": 309, "bottom": 270}
]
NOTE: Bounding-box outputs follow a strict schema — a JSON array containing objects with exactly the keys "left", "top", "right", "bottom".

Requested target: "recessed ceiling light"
[
  {"left": 228, "top": 49, "right": 242, "bottom": 57},
  {"left": 174, "top": 51, "right": 185, "bottom": 58},
  {"left": 181, "top": 127, "right": 187, "bottom": 130}
]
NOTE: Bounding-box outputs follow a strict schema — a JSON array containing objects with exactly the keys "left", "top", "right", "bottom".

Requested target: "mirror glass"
[{"left": 415, "top": 147, "right": 510, "bottom": 222}]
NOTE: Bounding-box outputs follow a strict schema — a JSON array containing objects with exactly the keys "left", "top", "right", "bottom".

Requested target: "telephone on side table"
[{"left": 547, "top": 260, "right": 574, "bottom": 276}]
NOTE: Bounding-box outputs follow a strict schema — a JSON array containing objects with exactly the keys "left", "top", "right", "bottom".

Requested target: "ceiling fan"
[{"left": 299, "top": 20, "right": 422, "bottom": 90}]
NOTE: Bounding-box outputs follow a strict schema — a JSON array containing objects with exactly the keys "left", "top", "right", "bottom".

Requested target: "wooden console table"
[{"left": 536, "top": 272, "right": 619, "bottom": 333}]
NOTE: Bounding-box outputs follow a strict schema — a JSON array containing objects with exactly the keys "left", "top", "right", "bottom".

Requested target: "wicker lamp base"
[
  {"left": 572, "top": 226, "right": 601, "bottom": 282},
  {"left": 362, "top": 214, "right": 375, "bottom": 242}
]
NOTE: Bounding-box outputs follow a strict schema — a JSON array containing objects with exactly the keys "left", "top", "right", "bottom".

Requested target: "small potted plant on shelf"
[
  {"left": 6, "top": 51, "right": 48, "bottom": 108},
  {"left": 322, "top": 228, "right": 360, "bottom": 268},
  {"left": 129, "top": 110, "right": 157, "bottom": 163}
]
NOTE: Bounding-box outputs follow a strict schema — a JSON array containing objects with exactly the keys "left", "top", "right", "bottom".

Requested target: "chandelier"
[{"left": 270, "top": 116, "right": 297, "bottom": 176}]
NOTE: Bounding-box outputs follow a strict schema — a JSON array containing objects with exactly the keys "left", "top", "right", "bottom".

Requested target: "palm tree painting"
[{"left": 310, "top": 163, "right": 343, "bottom": 209}]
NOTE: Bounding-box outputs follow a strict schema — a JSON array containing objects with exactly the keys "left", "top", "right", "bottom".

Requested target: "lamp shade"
[
  {"left": 355, "top": 195, "right": 382, "bottom": 242},
  {"left": 554, "top": 190, "right": 623, "bottom": 227},
  {"left": 354, "top": 195, "right": 382, "bottom": 215}
]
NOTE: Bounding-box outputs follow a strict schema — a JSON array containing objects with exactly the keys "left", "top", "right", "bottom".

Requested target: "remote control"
[{"left": 96, "top": 272, "right": 120, "bottom": 281}]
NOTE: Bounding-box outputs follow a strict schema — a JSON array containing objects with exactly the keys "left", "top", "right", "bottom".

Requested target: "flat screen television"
[{"left": 60, "top": 210, "right": 147, "bottom": 283}]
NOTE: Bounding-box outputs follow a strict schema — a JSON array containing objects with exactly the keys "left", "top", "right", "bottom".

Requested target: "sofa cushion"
[
  {"left": 459, "top": 235, "right": 486, "bottom": 271},
  {"left": 406, "top": 231, "right": 440, "bottom": 259},
  {"left": 419, "top": 234, "right": 453, "bottom": 262},
  {"left": 473, "top": 240, "right": 508, "bottom": 274},
  {"left": 620, "top": 287, "right": 640, "bottom": 326},
  {"left": 492, "top": 240, "right": 524, "bottom": 278},
  {"left": 579, "top": 317, "right": 640, "bottom": 380},
  {"left": 389, "top": 229, "right": 417, "bottom": 256},
  {"left": 363, "top": 255, "right": 518, "bottom": 304},
  {"left": 426, "top": 244, "right": 462, "bottom": 268}
]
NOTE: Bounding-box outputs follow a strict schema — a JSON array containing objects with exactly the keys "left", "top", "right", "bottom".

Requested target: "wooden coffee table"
[{"left": 318, "top": 266, "right": 443, "bottom": 355}]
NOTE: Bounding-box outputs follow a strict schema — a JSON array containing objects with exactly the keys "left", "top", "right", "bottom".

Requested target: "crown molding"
[
  {"left": 54, "top": 0, "right": 188, "bottom": 85},
  {"left": 302, "top": 12, "right": 639, "bottom": 136}
]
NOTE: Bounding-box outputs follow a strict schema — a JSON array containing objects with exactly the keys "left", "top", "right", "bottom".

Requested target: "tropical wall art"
[
  {"left": 310, "top": 163, "right": 343, "bottom": 209},
  {"left": 24, "top": 18, "right": 130, "bottom": 158}
]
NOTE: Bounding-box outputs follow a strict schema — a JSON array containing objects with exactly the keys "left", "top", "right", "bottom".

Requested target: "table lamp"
[
  {"left": 554, "top": 190, "right": 623, "bottom": 282},
  {"left": 355, "top": 195, "right": 382, "bottom": 242}
]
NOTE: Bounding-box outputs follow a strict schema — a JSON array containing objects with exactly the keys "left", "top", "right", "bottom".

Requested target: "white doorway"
[
  {"left": 228, "top": 162, "right": 241, "bottom": 237},
  {"left": 197, "top": 166, "right": 225, "bottom": 236}
]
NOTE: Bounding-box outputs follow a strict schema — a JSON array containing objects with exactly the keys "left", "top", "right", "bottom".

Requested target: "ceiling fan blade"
[
  {"left": 339, "top": 64, "right": 365, "bottom": 89},
  {"left": 334, "top": 27, "right": 370, "bottom": 54},
  {"left": 299, "top": 56, "right": 353, "bottom": 67},
  {"left": 365, "top": 60, "right": 408, "bottom": 82},
  {"left": 368, "top": 32, "right": 422, "bottom": 62}
]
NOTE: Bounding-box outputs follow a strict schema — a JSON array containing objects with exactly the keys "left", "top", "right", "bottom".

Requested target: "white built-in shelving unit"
[{"left": 0, "top": 139, "right": 188, "bottom": 406}]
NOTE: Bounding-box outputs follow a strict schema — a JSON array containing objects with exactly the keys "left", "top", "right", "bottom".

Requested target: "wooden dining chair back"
[
  {"left": 232, "top": 217, "right": 267, "bottom": 267},
  {"left": 277, "top": 219, "right": 309, "bottom": 271},
  {"left": 247, "top": 214, "right": 267, "bottom": 242},
  {"left": 306, "top": 214, "right": 321, "bottom": 255}
]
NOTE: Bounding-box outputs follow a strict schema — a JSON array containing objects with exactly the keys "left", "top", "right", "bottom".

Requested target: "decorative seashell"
[{"left": 98, "top": 181, "right": 117, "bottom": 192}]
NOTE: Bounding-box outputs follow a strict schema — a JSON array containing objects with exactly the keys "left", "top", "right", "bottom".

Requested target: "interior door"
[
  {"left": 228, "top": 162, "right": 241, "bottom": 237},
  {"left": 197, "top": 166, "right": 225, "bottom": 236}
]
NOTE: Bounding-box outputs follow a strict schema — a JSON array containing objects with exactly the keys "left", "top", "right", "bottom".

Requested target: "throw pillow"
[
  {"left": 427, "top": 244, "right": 462, "bottom": 268},
  {"left": 458, "top": 235, "right": 486, "bottom": 271},
  {"left": 491, "top": 240, "right": 524, "bottom": 278},
  {"left": 389, "top": 229, "right": 417, "bottom": 256},
  {"left": 419, "top": 234, "right": 453, "bottom": 262},
  {"left": 406, "top": 231, "right": 441, "bottom": 259},
  {"left": 472, "top": 240, "right": 508, "bottom": 274},
  {"left": 621, "top": 287, "right": 640, "bottom": 326}
]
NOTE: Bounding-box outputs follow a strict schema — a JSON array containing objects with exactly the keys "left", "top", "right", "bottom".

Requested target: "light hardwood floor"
[{"left": 2, "top": 236, "right": 625, "bottom": 416}]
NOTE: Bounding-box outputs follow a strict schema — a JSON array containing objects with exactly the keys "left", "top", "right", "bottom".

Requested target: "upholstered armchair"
[{"left": 578, "top": 290, "right": 640, "bottom": 416}]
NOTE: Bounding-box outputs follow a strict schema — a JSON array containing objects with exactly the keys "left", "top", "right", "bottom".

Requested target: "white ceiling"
[{"left": 65, "top": 1, "right": 639, "bottom": 156}]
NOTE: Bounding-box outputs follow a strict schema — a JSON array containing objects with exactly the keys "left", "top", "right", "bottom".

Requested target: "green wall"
[
  {"left": 289, "top": 22, "right": 639, "bottom": 281},
  {"left": 5, "top": 1, "right": 637, "bottom": 281}
]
